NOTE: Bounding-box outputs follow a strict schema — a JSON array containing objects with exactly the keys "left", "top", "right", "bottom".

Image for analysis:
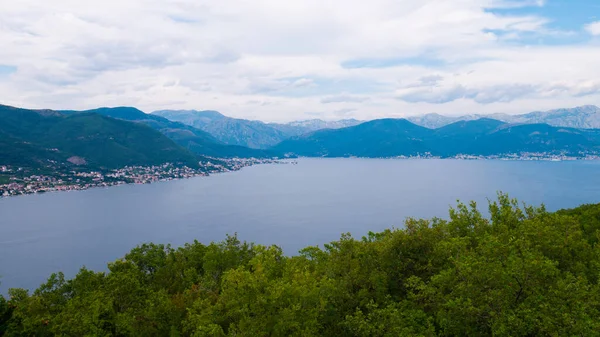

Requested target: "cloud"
[
  {"left": 341, "top": 56, "right": 446, "bottom": 69},
  {"left": 304, "top": 111, "right": 323, "bottom": 116},
  {"left": 321, "top": 94, "right": 369, "bottom": 104},
  {"left": 396, "top": 83, "right": 536, "bottom": 104},
  {"left": 403, "top": 75, "right": 444, "bottom": 89},
  {"left": 244, "top": 77, "right": 316, "bottom": 95},
  {"left": 418, "top": 75, "right": 444, "bottom": 86},
  {"left": 334, "top": 108, "right": 357, "bottom": 116},
  {"left": 397, "top": 81, "right": 600, "bottom": 105},
  {"left": 397, "top": 85, "right": 468, "bottom": 104},
  {"left": 467, "top": 84, "right": 536, "bottom": 104},
  {"left": 292, "top": 78, "right": 316, "bottom": 88},
  {"left": 0, "top": 0, "right": 599, "bottom": 121},
  {"left": 545, "top": 81, "right": 600, "bottom": 98},
  {"left": 585, "top": 21, "right": 600, "bottom": 36},
  {"left": 247, "top": 99, "right": 273, "bottom": 106},
  {"left": 488, "top": 0, "right": 546, "bottom": 9},
  {"left": 572, "top": 82, "right": 600, "bottom": 97}
]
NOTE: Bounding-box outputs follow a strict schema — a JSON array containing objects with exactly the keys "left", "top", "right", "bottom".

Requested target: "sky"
[{"left": 0, "top": 0, "right": 599, "bottom": 122}]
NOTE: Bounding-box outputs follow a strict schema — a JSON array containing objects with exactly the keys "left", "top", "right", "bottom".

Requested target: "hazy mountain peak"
[
  {"left": 408, "top": 105, "right": 600, "bottom": 129},
  {"left": 155, "top": 108, "right": 221, "bottom": 117},
  {"left": 152, "top": 110, "right": 364, "bottom": 149},
  {"left": 192, "top": 110, "right": 226, "bottom": 119},
  {"left": 286, "top": 118, "right": 362, "bottom": 131}
]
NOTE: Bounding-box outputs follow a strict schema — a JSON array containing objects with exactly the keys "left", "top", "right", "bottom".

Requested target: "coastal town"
[
  {"left": 392, "top": 152, "right": 600, "bottom": 161},
  {"left": 0, "top": 158, "right": 284, "bottom": 198},
  {"left": 451, "top": 152, "right": 600, "bottom": 161}
]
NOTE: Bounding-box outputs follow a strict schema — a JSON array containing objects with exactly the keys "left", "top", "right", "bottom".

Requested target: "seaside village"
[{"left": 0, "top": 158, "right": 280, "bottom": 197}]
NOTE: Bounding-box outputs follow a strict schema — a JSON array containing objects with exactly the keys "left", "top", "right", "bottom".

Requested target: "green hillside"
[
  {"left": 0, "top": 131, "right": 68, "bottom": 168},
  {"left": 2, "top": 195, "right": 600, "bottom": 335},
  {"left": 0, "top": 105, "right": 199, "bottom": 169}
]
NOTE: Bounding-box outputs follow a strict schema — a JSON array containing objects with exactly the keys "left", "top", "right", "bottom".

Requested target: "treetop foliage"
[{"left": 2, "top": 194, "right": 600, "bottom": 336}]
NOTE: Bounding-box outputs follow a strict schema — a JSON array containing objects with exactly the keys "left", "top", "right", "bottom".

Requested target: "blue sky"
[
  {"left": 488, "top": 0, "right": 598, "bottom": 31},
  {"left": 485, "top": 0, "right": 599, "bottom": 44},
  {"left": 0, "top": 0, "right": 599, "bottom": 122},
  {"left": 0, "top": 65, "right": 17, "bottom": 77}
]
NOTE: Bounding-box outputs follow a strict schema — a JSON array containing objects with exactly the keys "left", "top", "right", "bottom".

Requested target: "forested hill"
[
  {"left": 273, "top": 117, "right": 600, "bottom": 157},
  {"left": 0, "top": 105, "right": 199, "bottom": 169},
  {"left": 62, "top": 107, "right": 279, "bottom": 159},
  {"left": 2, "top": 195, "right": 600, "bottom": 336}
]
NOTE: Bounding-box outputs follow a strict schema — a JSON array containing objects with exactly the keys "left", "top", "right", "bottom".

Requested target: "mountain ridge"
[
  {"left": 273, "top": 117, "right": 600, "bottom": 158},
  {"left": 153, "top": 109, "right": 362, "bottom": 149},
  {"left": 407, "top": 105, "right": 600, "bottom": 129},
  {"left": 6, "top": 103, "right": 600, "bottom": 166}
]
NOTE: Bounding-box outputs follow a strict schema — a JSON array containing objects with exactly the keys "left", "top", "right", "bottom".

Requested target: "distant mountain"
[
  {"left": 272, "top": 119, "right": 433, "bottom": 158},
  {"left": 408, "top": 105, "right": 600, "bottom": 129},
  {"left": 405, "top": 113, "right": 461, "bottom": 129},
  {"left": 471, "top": 123, "right": 600, "bottom": 156},
  {"left": 430, "top": 118, "right": 506, "bottom": 155},
  {"left": 510, "top": 105, "right": 600, "bottom": 128},
  {"left": 153, "top": 110, "right": 364, "bottom": 149},
  {"left": 152, "top": 110, "right": 227, "bottom": 127},
  {"left": 153, "top": 110, "right": 296, "bottom": 149},
  {"left": 273, "top": 118, "right": 600, "bottom": 157},
  {"left": 282, "top": 119, "right": 363, "bottom": 132},
  {"left": 65, "top": 107, "right": 277, "bottom": 158},
  {"left": 0, "top": 105, "right": 199, "bottom": 169},
  {"left": 434, "top": 118, "right": 506, "bottom": 138}
]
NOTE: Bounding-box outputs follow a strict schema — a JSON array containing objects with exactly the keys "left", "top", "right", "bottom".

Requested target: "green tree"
[{"left": 0, "top": 292, "right": 13, "bottom": 336}]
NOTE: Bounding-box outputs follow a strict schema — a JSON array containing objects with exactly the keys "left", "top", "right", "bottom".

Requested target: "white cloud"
[
  {"left": 585, "top": 21, "right": 600, "bottom": 36},
  {"left": 0, "top": 0, "right": 598, "bottom": 122},
  {"left": 292, "top": 78, "right": 316, "bottom": 88},
  {"left": 321, "top": 94, "right": 369, "bottom": 104},
  {"left": 489, "top": 0, "right": 546, "bottom": 9},
  {"left": 397, "top": 85, "right": 468, "bottom": 104}
]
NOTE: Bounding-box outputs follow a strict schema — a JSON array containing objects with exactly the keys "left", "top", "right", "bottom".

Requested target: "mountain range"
[
  {"left": 154, "top": 105, "right": 600, "bottom": 150},
  {"left": 153, "top": 109, "right": 361, "bottom": 149},
  {"left": 283, "top": 119, "right": 363, "bottom": 132},
  {"left": 3, "top": 103, "right": 600, "bottom": 170},
  {"left": 407, "top": 105, "right": 600, "bottom": 129},
  {"left": 0, "top": 104, "right": 288, "bottom": 170},
  {"left": 273, "top": 118, "right": 600, "bottom": 158}
]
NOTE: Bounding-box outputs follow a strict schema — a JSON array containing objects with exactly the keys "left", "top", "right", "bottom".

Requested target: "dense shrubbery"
[{"left": 2, "top": 194, "right": 600, "bottom": 336}]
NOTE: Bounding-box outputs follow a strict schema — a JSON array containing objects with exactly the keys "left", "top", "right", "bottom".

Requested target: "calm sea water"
[{"left": 2, "top": 158, "right": 600, "bottom": 293}]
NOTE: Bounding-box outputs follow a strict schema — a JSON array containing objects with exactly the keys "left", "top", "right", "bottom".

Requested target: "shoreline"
[
  {"left": 3, "top": 155, "right": 600, "bottom": 199},
  {"left": 296, "top": 155, "right": 600, "bottom": 161},
  {"left": 0, "top": 158, "right": 289, "bottom": 199}
]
